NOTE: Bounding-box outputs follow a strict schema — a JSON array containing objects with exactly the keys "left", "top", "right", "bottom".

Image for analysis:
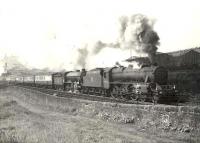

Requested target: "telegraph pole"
[{"left": 4, "top": 62, "right": 7, "bottom": 74}]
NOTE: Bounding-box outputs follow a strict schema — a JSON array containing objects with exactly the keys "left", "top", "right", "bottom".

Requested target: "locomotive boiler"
[{"left": 110, "top": 66, "right": 168, "bottom": 85}]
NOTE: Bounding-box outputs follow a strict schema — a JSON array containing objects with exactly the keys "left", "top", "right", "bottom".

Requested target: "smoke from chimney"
[
  {"left": 119, "top": 16, "right": 128, "bottom": 42},
  {"left": 93, "top": 41, "right": 120, "bottom": 55},
  {"left": 121, "top": 14, "right": 160, "bottom": 64},
  {"left": 76, "top": 45, "right": 88, "bottom": 68},
  {"left": 93, "top": 14, "right": 160, "bottom": 64}
]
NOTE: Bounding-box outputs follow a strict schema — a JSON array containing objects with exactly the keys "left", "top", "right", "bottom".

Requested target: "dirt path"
[{"left": 0, "top": 88, "right": 197, "bottom": 143}]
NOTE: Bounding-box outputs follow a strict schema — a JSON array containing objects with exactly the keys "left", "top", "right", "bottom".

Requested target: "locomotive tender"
[{"left": 9, "top": 65, "right": 178, "bottom": 103}]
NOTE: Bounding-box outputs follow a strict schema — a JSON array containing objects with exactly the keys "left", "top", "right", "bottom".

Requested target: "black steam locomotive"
[
  {"left": 9, "top": 65, "right": 178, "bottom": 103},
  {"left": 80, "top": 65, "right": 177, "bottom": 103}
]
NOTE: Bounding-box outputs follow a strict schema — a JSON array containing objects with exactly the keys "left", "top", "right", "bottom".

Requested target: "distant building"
[
  {"left": 167, "top": 48, "right": 200, "bottom": 68},
  {"left": 126, "top": 47, "right": 200, "bottom": 69}
]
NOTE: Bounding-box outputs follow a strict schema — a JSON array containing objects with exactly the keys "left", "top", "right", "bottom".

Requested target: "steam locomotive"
[{"left": 9, "top": 65, "right": 178, "bottom": 103}]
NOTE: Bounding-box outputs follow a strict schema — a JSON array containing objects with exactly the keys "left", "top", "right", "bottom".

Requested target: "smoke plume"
[
  {"left": 121, "top": 14, "right": 159, "bottom": 64},
  {"left": 93, "top": 41, "right": 120, "bottom": 55},
  {"left": 93, "top": 14, "right": 160, "bottom": 64},
  {"left": 119, "top": 16, "right": 128, "bottom": 42},
  {"left": 76, "top": 45, "right": 88, "bottom": 68}
]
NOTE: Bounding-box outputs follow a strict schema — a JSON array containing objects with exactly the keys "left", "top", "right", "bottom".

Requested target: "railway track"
[{"left": 12, "top": 85, "right": 154, "bottom": 105}]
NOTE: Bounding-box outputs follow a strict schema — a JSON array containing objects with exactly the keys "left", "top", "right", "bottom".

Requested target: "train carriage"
[
  {"left": 6, "top": 75, "right": 17, "bottom": 85},
  {"left": 23, "top": 75, "right": 35, "bottom": 86},
  {"left": 35, "top": 74, "right": 52, "bottom": 88},
  {"left": 15, "top": 76, "right": 24, "bottom": 85}
]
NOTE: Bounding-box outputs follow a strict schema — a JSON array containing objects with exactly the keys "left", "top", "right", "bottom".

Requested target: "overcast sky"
[{"left": 0, "top": 0, "right": 200, "bottom": 73}]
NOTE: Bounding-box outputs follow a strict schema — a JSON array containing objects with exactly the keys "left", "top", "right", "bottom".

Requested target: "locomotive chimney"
[{"left": 81, "top": 68, "right": 86, "bottom": 76}]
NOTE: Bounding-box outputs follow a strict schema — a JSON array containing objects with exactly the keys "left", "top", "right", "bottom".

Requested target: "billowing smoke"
[
  {"left": 119, "top": 16, "right": 128, "bottom": 42},
  {"left": 93, "top": 16, "right": 129, "bottom": 55},
  {"left": 122, "top": 14, "right": 160, "bottom": 64},
  {"left": 76, "top": 45, "right": 88, "bottom": 68},
  {"left": 93, "top": 14, "right": 160, "bottom": 64},
  {"left": 93, "top": 41, "right": 120, "bottom": 55}
]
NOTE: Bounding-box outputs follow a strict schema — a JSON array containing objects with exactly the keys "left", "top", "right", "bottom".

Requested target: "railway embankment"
[{"left": 8, "top": 86, "right": 200, "bottom": 133}]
